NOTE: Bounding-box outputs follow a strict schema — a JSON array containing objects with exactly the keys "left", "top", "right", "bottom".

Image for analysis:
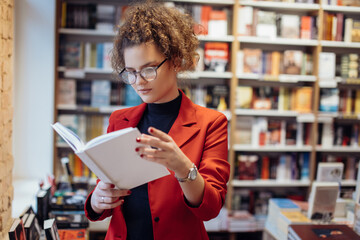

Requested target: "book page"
[
  {"left": 52, "top": 122, "right": 84, "bottom": 151},
  {"left": 84, "top": 128, "right": 170, "bottom": 189},
  {"left": 85, "top": 127, "right": 135, "bottom": 149}
]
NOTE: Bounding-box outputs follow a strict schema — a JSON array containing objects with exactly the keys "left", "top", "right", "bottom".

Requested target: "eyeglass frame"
[{"left": 119, "top": 58, "right": 168, "bottom": 85}]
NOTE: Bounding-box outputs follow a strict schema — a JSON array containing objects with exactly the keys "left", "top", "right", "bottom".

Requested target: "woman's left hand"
[{"left": 135, "top": 127, "right": 193, "bottom": 178}]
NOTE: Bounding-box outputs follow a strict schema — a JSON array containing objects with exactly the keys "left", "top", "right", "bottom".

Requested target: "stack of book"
[
  {"left": 265, "top": 198, "right": 302, "bottom": 240},
  {"left": 288, "top": 224, "right": 360, "bottom": 240}
]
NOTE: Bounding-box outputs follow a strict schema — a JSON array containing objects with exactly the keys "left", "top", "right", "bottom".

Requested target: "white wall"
[{"left": 13, "top": 0, "right": 55, "bottom": 180}]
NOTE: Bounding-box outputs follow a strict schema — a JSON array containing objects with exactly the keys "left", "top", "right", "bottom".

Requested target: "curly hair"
[{"left": 111, "top": 1, "right": 199, "bottom": 75}]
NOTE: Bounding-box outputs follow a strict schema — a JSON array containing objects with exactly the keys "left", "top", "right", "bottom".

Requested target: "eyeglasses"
[{"left": 119, "top": 58, "right": 167, "bottom": 85}]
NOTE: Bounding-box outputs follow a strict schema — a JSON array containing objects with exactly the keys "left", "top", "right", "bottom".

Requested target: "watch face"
[{"left": 189, "top": 168, "right": 197, "bottom": 180}]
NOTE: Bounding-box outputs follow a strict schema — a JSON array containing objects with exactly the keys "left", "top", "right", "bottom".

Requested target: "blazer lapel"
[
  {"left": 116, "top": 103, "right": 147, "bottom": 129},
  {"left": 169, "top": 92, "right": 200, "bottom": 149}
]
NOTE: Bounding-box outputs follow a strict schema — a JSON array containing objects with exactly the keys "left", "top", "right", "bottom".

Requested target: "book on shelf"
[
  {"left": 281, "top": 14, "right": 300, "bottom": 39},
  {"left": 300, "top": 152, "right": 310, "bottom": 181},
  {"left": 76, "top": 81, "right": 92, "bottom": 106},
  {"left": 8, "top": 218, "right": 26, "bottom": 240},
  {"left": 300, "top": 16, "right": 313, "bottom": 40},
  {"left": 238, "top": 155, "right": 258, "bottom": 180},
  {"left": 319, "top": 89, "right": 339, "bottom": 112},
  {"left": 49, "top": 211, "right": 89, "bottom": 229},
  {"left": 204, "top": 42, "right": 229, "bottom": 72},
  {"left": 237, "top": 6, "right": 253, "bottom": 36},
  {"left": 352, "top": 20, "right": 360, "bottom": 43},
  {"left": 37, "top": 186, "right": 51, "bottom": 228},
  {"left": 320, "top": 122, "right": 334, "bottom": 148},
  {"left": 288, "top": 224, "right": 360, "bottom": 240},
  {"left": 316, "top": 162, "right": 344, "bottom": 182},
  {"left": 91, "top": 80, "right": 111, "bottom": 107},
  {"left": 256, "top": 10, "right": 277, "bottom": 39},
  {"left": 266, "top": 198, "right": 301, "bottom": 239},
  {"left": 58, "top": 228, "right": 86, "bottom": 240},
  {"left": 95, "top": 4, "right": 116, "bottom": 32},
  {"left": 235, "top": 86, "right": 253, "bottom": 109},
  {"left": 52, "top": 122, "right": 170, "bottom": 189},
  {"left": 61, "top": 3, "right": 96, "bottom": 29},
  {"left": 60, "top": 41, "right": 84, "bottom": 68},
  {"left": 307, "top": 181, "right": 339, "bottom": 220},
  {"left": 243, "top": 48, "right": 262, "bottom": 74},
  {"left": 277, "top": 211, "right": 311, "bottom": 240},
  {"left": 283, "top": 50, "right": 303, "bottom": 75},
  {"left": 294, "top": 87, "right": 313, "bottom": 113},
  {"left": 19, "top": 205, "right": 35, "bottom": 219},
  {"left": 57, "top": 79, "right": 76, "bottom": 108},
  {"left": 208, "top": 9, "right": 228, "bottom": 37},
  {"left": 44, "top": 218, "right": 60, "bottom": 240},
  {"left": 318, "top": 52, "right": 336, "bottom": 81},
  {"left": 234, "top": 116, "right": 254, "bottom": 145},
  {"left": 23, "top": 213, "right": 41, "bottom": 240}
]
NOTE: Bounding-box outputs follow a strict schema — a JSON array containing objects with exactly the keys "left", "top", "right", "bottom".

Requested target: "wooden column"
[{"left": 0, "top": 0, "right": 14, "bottom": 237}]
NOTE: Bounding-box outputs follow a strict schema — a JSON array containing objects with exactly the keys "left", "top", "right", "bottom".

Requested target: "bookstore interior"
[{"left": 3, "top": 0, "right": 360, "bottom": 239}]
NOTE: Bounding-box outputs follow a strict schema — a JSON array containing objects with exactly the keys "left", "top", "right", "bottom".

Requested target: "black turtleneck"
[{"left": 123, "top": 92, "right": 182, "bottom": 240}]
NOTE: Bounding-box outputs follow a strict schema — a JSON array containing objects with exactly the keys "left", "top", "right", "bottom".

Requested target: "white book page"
[
  {"left": 85, "top": 127, "right": 135, "bottom": 149},
  {"left": 52, "top": 122, "right": 84, "bottom": 151}
]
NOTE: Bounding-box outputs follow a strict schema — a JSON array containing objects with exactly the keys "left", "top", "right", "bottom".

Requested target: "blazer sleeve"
[{"left": 183, "top": 113, "right": 230, "bottom": 220}]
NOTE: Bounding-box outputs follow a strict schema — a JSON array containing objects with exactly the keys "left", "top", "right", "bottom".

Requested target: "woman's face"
[{"left": 123, "top": 43, "right": 179, "bottom": 103}]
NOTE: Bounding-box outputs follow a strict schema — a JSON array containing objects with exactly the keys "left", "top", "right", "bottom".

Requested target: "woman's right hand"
[{"left": 90, "top": 181, "right": 131, "bottom": 214}]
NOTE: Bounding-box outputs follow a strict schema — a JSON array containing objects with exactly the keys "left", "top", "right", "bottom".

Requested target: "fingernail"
[
  {"left": 149, "top": 128, "right": 154, "bottom": 133},
  {"left": 135, "top": 148, "right": 139, "bottom": 152},
  {"left": 111, "top": 184, "right": 115, "bottom": 188},
  {"left": 140, "top": 154, "right": 144, "bottom": 158},
  {"left": 127, "top": 190, "right": 132, "bottom": 194},
  {"left": 136, "top": 137, "right": 141, "bottom": 142}
]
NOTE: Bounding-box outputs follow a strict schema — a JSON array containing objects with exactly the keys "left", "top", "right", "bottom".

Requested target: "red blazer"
[{"left": 85, "top": 90, "right": 230, "bottom": 240}]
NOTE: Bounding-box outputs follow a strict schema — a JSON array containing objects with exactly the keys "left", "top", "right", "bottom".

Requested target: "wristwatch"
[{"left": 175, "top": 163, "right": 198, "bottom": 182}]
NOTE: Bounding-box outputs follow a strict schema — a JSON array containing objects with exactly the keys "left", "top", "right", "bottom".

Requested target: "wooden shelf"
[
  {"left": 240, "top": 1, "right": 319, "bottom": 11},
  {"left": 57, "top": 105, "right": 128, "bottom": 114},
  {"left": 233, "top": 144, "right": 312, "bottom": 152},
  {"left": 238, "top": 36, "right": 318, "bottom": 46},
  {"left": 236, "top": 109, "right": 297, "bottom": 117},
  {"left": 322, "top": 4, "right": 360, "bottom": 13},
  {"left": 197, "top": 35, "right": 235, "bottom": 42},
  {"left": 59, "top": 28, "right": 235, "bottom": 42},
  {"left": 321, "top": 40, "right": 360, "bottom": 49},
  {"left": 178, "top": 71, "right": 233, "bottom": 79},
  {"left": 237, "top": 73, "right": 316, "bottom": 83},
  {"left": 316, "top": 146, "right": 360, "bottom": 153},
  {"left": 59, "top": 28, "right": 115, "bottom": 36},
  {"left": 172, "top": 0, "right": 235, "bottom": 4},
  {"left": 232, "top": 179, "right": 311, "bottom": 187}
]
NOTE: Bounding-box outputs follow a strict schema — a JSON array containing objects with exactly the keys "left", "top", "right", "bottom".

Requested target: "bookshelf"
[{"left": 53, "top": 0, "right": 360, "bottom": 238}]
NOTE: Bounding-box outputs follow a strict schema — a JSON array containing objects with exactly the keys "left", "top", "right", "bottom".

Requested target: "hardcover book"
[
  {"left": 49, "top": 211, "right": 89, "bottom": 229},
  {"left": 289, "top": 224, "right": 360, "bottom": 240},
  {"left": 52, "top": 122, "right": 170, "bottom": 189},
  {"left": 44, "top": 219, "right": 61, "bottom": 240},
  {"left": 283, "top": 50, "right": 303, "bottom": 75},
  {"left": 307, "top": 181, "right": 339, "bottom": 220},
  {"left": 57, "top": 79, "right": 76, "bottom": 107},
  {"left": 8, "top": 218, "right": 26, "bottom": 240},
  {"left": 316, "top": 162, "right": 344, "bottom": 182},
  {"left": 281, "top": 14, "right": 300, "bottom": 39}
]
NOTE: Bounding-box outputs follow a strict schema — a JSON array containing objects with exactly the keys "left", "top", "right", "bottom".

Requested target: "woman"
[{"left": 85, "top": 2, "right": 230, "bottom": 239}]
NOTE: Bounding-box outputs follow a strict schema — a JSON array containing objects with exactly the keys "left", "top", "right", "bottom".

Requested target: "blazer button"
[{"left": 154, "top": 217, "right": 160, "bottom": 222}]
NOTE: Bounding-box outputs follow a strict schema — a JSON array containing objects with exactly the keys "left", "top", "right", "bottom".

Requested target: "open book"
[{"left": 52, "top": 122, "right": 170, "bottom": 189}]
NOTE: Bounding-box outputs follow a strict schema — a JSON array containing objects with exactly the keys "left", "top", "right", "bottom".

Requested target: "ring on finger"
[{"left": 101, "top": 196, "right": 105, "bottom": 203}]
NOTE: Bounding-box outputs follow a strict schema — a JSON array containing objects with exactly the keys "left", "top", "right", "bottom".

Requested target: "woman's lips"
[{"left": 138, "top": 88, "right": 152, "bottom": 94}]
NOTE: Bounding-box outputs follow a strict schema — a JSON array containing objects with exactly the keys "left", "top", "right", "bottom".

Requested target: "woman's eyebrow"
[{"left": 125, "top": 61, "right": 157, "bottom": 70}]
